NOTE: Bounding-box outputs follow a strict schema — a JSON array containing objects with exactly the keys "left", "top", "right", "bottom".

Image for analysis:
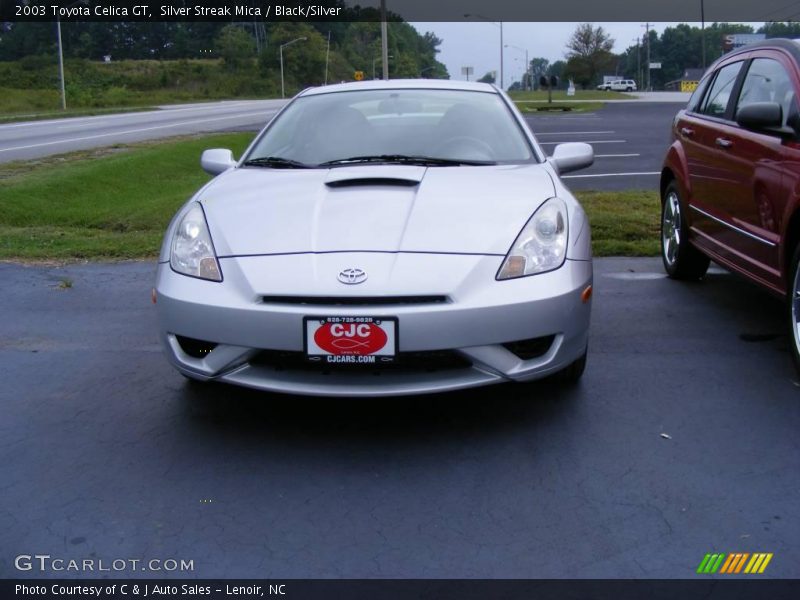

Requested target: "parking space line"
[
  {"left": 535, "top": 131, "right": 615, "bottom": 135},
  {"left": 562, "top": 171, "right": 659, "bottom": 179},
  {"left": 538, "top": 140, "right": 626, "bottom": 145},
  {"left": 594, "top": 153, "right": 641, "bottom": 158}
]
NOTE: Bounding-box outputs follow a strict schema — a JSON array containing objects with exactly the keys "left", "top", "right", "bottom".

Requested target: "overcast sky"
[{"left": 410, "top": 22, "right": 755, "bottom": 86}]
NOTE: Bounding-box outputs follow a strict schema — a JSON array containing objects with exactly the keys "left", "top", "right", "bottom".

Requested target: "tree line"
[
  {"left": 510, "top": 22, "right": 800, "bottom": 91},
  {"left": 0, "top": 17, "right": 449, "bottom": 89}
]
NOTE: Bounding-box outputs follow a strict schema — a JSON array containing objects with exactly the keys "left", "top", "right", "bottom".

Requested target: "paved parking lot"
[
  {"left": 525, "top": 102, "right": 684, "bottom": 191},
  {"left": 2, "top": 257, "right": 799, "bottom": 578}
]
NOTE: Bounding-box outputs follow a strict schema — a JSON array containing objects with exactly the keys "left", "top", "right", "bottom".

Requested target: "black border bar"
[
  {"left": 5, "top": 579, "right": 800, "bottom": 600},
  {"left": 5, "top": 0, "right": 800, "bottom": 22}
]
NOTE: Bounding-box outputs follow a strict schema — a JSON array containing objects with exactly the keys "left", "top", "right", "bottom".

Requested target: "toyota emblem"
[{"left": 337, "top": 268, "right": 367, "bottom": 285}]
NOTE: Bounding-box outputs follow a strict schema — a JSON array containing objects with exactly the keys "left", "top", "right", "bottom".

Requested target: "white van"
[{"left": 597, "top": 79, "right": 637, "bottom": 92}]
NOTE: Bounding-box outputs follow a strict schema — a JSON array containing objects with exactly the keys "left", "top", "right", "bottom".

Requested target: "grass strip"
[{"left": 0, "top": 135, "right": 660, "bottom": 261}]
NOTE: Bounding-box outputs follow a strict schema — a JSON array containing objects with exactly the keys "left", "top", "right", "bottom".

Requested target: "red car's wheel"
[
  {"left": 661, "top": 181, "right": 709, "bottom": 280},
  {"left": 788, "top": 245, "right": 800, "bottom": 375}
]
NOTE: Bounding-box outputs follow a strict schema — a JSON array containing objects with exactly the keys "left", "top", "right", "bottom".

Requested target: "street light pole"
[
  {"left": 56, "top": 17, "right": 66, "bottom": 110},
  {"left": 280, "top": 37, "right": 307, "bottom": 99},
  {"left": 464, "top": 14, "right": 503, "bottom": 89},
  {"left": 505, "top": 44, "right": 529, "bottom": 90},
  {"left": 55, "top": 0, "right": 88, "bottom": 111}
]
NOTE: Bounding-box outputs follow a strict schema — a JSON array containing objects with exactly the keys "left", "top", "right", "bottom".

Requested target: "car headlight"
[
  {"left": 170, "top": 203, "right": 222, "bottom": 282},
  {"left": 497, "top": 197, "right": 568, "bottom": 280}
]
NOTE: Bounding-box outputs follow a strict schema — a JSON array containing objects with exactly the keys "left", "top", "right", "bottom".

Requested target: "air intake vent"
[
  {"left": 262, "top": 295, "right": 449, "bottom": 306},
  {"left": 503, "top": 335, "right": 555, "bottom": 360},
  {"left": 325, "top": 177, "right": 420, "bottom": 188}
]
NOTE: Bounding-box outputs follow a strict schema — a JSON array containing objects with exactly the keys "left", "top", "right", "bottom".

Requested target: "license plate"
[{"left": 304, "top": 316, "right": 397, "bottom": 364}]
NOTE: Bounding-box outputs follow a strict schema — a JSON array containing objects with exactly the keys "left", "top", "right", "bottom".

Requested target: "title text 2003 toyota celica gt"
[{"left": 154, "top": 80, "right": 595, "bottom": 397}]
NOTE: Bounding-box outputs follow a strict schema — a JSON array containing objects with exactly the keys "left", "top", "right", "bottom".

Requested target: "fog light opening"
[{"left": 175, "top": 335, "right": 217, "bottom": 359}]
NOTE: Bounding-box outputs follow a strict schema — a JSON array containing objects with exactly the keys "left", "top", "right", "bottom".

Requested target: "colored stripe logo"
[{"left": 697, "top": 553, "right": 773, "bottom": 574}]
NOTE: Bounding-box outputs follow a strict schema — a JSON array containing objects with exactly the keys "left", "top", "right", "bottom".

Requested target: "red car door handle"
[
  {"left": 715, "top": 137, "right": 733, "bottom": 148},
  {"left": 680, "top": 127, "right": 694, "bottom": 137}
]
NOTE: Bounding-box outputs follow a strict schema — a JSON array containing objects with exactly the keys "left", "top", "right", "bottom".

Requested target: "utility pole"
[
  {"left": 701, "top": 0, "right": 706, "bottom": 70},
  {"left": 644, "top": 23, "right": 651, "bottom": 91},
  {"left": 499, "top": 22, "right": 504, "bottom": 90},
  {"left": 324, "top": 31, "right": 331, "bottom": 85},
  {"left": 380, "top": 0, "right": 389, "bottom": 80},
  {"left": 636, "top": 36, "right": 641, "bottom": 89}
]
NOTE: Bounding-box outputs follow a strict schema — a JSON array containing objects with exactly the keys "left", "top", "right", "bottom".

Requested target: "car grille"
[
  {"left": 250, "top": 349, "right": 472, "bottom": 373},
  {"left": 261, "top": 295, "right": 449, "bottom": 306}
]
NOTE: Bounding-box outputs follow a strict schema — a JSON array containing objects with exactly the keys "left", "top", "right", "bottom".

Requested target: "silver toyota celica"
[{"left": 154, "top": 80, "right": 594, "bottom": 397}]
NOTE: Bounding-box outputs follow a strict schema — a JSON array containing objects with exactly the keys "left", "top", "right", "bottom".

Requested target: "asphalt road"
[
  {"left": 0, "top": 99, "right": 682, "bottom": 196},
  {"left": 525, "top": 102, "right": 684, "bottom": 192},
  {"left": 0, "top": 100, "right": 286, "bottom": 163},
  {"left": 2, "top": 257, "right": 799, "bottom": 579}
]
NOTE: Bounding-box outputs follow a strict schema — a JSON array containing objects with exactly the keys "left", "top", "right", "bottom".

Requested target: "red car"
[{"left": 661, "top": 39, "right": 800, "bottom": 373}]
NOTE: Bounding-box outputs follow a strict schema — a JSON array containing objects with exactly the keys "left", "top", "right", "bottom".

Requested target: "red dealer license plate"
[{"left": 304, "top": 316, "right": 398, "bottom": 364}]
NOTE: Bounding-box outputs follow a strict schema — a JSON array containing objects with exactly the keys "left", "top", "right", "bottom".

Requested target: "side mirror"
[
  {"left": 549, "top": 142, "right": 594, "bottom": 174},
  {"left": 736, "top": 102, "right": 783, "bottom": 131},
  {"left": 201, "top": 149, "right": 236, "bottom": 176}
]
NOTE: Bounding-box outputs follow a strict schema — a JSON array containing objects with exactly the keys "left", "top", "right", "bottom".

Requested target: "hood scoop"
[{"left": 324, "top": 165, "right": 426, "bottom": 188}]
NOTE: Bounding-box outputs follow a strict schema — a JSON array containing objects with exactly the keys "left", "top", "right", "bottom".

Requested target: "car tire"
[
  {"left": 626, "top": 87, "right": 632, "bottom": 91},
  {"left": 661, "top": 181, "right": 709, "bottom": 280},
  {"left": 552, "top": 346, "right": 587, "bottom": 384},
  {"left": 787, "top": 244, "right": 800, "bottom": 376}
]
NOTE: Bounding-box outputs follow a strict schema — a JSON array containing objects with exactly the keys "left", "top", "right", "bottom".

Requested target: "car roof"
[
  {"left": 716, "top": 38, "right": 800, "bottom": 65},
  {"left": 298, "top": 78, "right": 500, "bottom": 97}
]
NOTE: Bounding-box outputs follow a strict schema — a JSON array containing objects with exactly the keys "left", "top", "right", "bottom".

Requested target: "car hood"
[{"left": 199, "top": 164, "right": 556, "bottom": 257}]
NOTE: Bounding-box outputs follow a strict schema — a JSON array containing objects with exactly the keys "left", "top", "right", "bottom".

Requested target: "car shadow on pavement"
[{"left": 175, "top": 376, "right": 583, "bottom": 447}]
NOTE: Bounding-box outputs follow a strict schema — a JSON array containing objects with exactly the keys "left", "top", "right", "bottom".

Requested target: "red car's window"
[
  {"left": 699, "top": 61, "right": 743, "bottom": 118},
  {"left": 735, "top": 58, "right": 798, "bottom": 126}
]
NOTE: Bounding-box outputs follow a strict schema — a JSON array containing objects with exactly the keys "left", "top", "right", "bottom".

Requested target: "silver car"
[{"left": 154, "top": 80, "right": 594, "bottom": 397}]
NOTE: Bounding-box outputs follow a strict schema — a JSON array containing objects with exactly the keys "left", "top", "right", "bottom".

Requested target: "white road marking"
[
  {"left": 536, "top": 131, "right": 615, "bottom": 135},
  {"left": 562, "top": 171, "right": 660, "bottom": 179},
  {"left": 0, "top": 101, "right": 260, "bottom": 131},
  {"left": 594, "top": 153, "right": 640, "bottom": 158},
  {"left": 0, "top": 110, "right": 276, "bottom": 153},
  {"left": 538, "top": 139, "right": 626, "bottom": 145}
]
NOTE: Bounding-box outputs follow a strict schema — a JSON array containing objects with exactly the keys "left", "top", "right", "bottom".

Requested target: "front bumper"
[{"left": 155, "top": 253, "right": 592, "bottom": 397}]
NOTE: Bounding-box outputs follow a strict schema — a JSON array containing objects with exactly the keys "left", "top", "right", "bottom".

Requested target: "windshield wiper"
[
  {"left": 319, "top": 154, "right": 495, "bottom": 167},
  {"left": 242, "top": 156, "right": 312, "bottom": 169}
]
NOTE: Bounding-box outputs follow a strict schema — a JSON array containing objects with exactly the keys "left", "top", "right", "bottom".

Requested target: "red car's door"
[
  {"left": 716, "top": 54, "right": 800, "bottom": 291},
  {"left": 680, "top": 60, "right": 747, "bottom": 246}
]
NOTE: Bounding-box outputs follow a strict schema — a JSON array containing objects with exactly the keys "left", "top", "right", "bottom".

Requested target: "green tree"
[
  {"left": 563, "top": 23, "right": 616, "bottom": 88},
  {"left": 528, "top": 57, "right": 549, "bottom": 89},
  {"left": 215, "top": 25, "right": 256, "bottom": 71},
  {"left": 477, "top": 71, "right": 496, "bottom": 84}
]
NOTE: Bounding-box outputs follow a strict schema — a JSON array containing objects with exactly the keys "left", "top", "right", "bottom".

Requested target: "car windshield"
[{"left": 244, "top": 88, "right": 535, "bottom": 167}]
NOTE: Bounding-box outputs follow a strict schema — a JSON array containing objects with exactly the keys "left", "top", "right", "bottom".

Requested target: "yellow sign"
[
  {"left": 354, "top": 71, "right": 365, "bottom": 81},
  {"left": 681, "top": 80, "right": 699, "bottom": 93}
]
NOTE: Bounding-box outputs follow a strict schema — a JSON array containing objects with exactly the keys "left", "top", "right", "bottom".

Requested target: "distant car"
[
  {"left": 660, "top": 39, "right": 800, "bottom": 373},
  {"left": 597, "top": 80, "right": 637, "bottom": 92},
  {"left": 154, "top": 80, "right": 595, "bottom": 397}
]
